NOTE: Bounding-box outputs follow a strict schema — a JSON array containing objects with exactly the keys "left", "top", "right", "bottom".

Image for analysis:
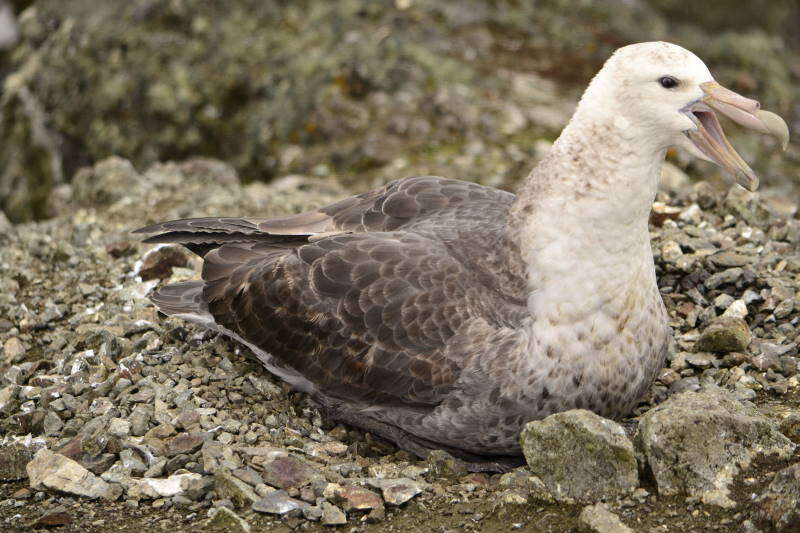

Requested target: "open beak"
[{"left": 683, "top": 81, "right": 790, "bottom": 192}]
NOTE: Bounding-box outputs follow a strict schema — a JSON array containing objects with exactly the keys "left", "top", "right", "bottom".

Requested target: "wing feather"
[
  {"left": 139, "top": 176, "right": 524, "bottom": 409},
  {"left": 134, "top": 176, "right": 515, "bottom": 256},
  {"left": 192, "top": 232, "right": 522, "bottom": 407}
]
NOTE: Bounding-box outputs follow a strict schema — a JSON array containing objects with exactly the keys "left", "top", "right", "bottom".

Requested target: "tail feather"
[
  {"left": 134, "top": 216, "right": 314, "bottom": 257},
  {"left": 133, "top": 217, "right": 266, "bottom": 236},
  {"left": 150, "top": 280, "right": 207, "bottom": 317}
]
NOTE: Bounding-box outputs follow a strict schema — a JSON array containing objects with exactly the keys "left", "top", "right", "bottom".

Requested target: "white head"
[{"left": 573, "top": 42, "right": 789, "bottom": 190}]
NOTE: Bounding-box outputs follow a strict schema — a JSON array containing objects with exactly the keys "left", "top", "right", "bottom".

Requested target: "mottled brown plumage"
[{"left": 137, "top": 176, "right": 536, "bottom": 469}]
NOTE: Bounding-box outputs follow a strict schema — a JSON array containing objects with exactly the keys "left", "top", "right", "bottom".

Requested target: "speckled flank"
[{"left": 134, "top": 42, "right": 721, "bottom": 464}]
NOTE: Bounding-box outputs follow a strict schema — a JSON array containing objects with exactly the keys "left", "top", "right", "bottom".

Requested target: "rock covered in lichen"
[
  {"left": 206, "top": 507, "right": 251, "bottom": 533},
  {"left": 635, "top": 387, "right": 795, "bottom": 507},
  {"left": 696, "top": 317, "right": 752, "bottom": 353},
  {"left": 520, "top": 409, "right": 638, "bottom": 501}
]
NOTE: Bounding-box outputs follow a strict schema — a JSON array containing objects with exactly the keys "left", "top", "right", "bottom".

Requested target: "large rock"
[
  {"left": 260, "top": 455, "right": 322, "bottom": 489},
  {"left": 756, "top": 463, "right": 800, "bottom": 531},
  {"left": 520, "top": 409, "right": 638, "bottom": 501},
  {"left": 635, "top": 387, "right": 794, "bottom": 507},
  {"left": 0, "top": 82, "right": 63, "bottom": 221},
  {"left": 26, "top": 448, "right": 119, "bottom": 500}
]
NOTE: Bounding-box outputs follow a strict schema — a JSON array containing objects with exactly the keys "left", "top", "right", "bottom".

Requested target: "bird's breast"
[{"left": 519, "top": 249, "right": 670, "bottom": 419}]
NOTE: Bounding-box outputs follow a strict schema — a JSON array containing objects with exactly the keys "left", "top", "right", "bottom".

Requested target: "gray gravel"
[{"left": 1, "top": 156, "right": 800, "bottom": 531}]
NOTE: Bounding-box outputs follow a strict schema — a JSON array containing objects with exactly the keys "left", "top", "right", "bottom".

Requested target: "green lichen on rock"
[
  {"left": 635, "top": 387, "right": 795, "bottom": 507},
  {"left": 696, "top": 317, "right": 752, "bottom": 353},
  {"left": 207, "top": 507, "right": 251, "bottom": 533},
  {"left": 520, "top": 409, "right": 638, "bottom": 502},
  {"left": 213, "top": 468, "right": 259, "bottom": 509},
  {"left": 0, "top": 441, "right": 35, "bottom": 480}
]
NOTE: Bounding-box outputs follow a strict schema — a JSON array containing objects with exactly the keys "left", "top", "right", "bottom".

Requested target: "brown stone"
[
  {"left": 28, "top": 506, "right": 72, "bottom": 528},
  {"left": 324, "top": 483, "right": 383, "bottom": 511},
  {"left": 138, "top": 245, "right": 188, "bottom": 281},
  {"left": 366, "top": 478, "right": 422, "bottom": 506},
  {"left": 260, "top": 455, "right": 321, "bottom": 489},
  {"left": 166, "top": 431, "right": 208, "bottom": 457}
]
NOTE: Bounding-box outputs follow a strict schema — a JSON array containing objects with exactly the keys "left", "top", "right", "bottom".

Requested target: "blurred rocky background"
[{"left": 0, "top": 0, "right": 798, "bottom": 223}]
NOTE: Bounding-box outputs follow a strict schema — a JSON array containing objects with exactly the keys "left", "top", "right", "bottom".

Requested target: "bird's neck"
[
  {"left": 508, "top": 110, "right": 665, "bottom": 316},
  {"left": 511, "top": 107, "right": 665, "bottom": 229}
]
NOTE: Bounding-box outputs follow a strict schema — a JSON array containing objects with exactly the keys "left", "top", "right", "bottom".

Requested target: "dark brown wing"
[
  {"left": 198, "top": 231, "right": 524, "bottom": 408},
  {"left": 134, "top": 176, "right": 515, "bottom": 256}
]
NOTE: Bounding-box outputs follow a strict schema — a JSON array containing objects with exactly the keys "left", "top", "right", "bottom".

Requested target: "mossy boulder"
[
  {"left": 520, "top": 409, "right": 638, "bottom": 502},
  {"left": 635, "top": 387, "right": 794, "bottom": 507}
]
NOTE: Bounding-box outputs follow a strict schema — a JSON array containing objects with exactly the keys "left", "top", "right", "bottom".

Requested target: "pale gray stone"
[
  {"left": 321, "top": 501, "right": 347, "bottom": 525},
  {"left": 27, "top": 448, "right": 119, "bottom": 500},
  {"left": 252, "top": 490, "right": 305, "bottom": 515},
  {"left": 578, "top": 503, "right": 633, "bottom": 533}
]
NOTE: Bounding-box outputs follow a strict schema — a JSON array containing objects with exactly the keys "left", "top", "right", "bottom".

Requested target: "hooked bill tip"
[{"left": 755, "top": 109, "right": 790, "bottom": 151}]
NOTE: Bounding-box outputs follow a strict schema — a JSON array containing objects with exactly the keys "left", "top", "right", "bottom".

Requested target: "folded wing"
[
  {"left": 136, "top": 175, "right": 522, "bottom": 409},
  {"left": 197, "top": 231, "right": 520, "bottom": 407}
]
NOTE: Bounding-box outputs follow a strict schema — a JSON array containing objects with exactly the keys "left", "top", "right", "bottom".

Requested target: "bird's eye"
[{"left": 658, "top": 76, "right": 679, "bottom": 89}]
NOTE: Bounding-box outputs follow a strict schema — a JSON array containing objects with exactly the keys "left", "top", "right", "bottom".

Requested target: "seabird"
[{"left": 136, "top": 42, "right": 789, "bottom": 471}]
